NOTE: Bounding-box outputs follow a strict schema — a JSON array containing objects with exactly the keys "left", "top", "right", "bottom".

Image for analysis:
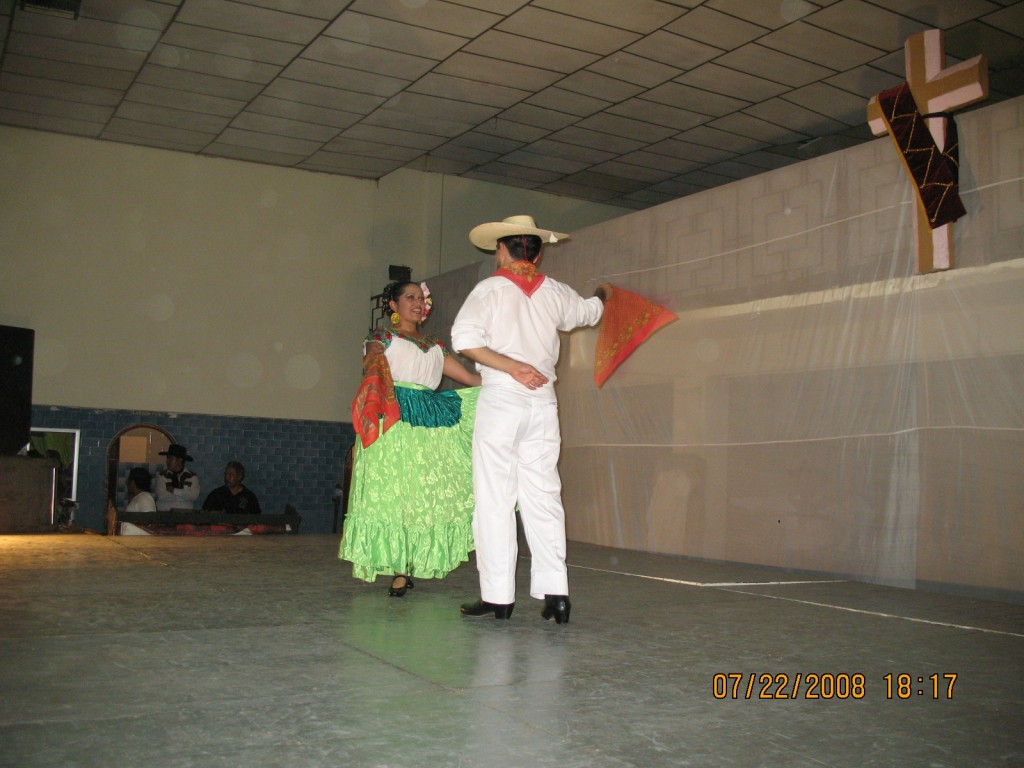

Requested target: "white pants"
[{"left": 472, "top": 386, "right": 568, "bottom": 603}]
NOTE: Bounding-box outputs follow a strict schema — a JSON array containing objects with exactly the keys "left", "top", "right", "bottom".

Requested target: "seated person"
[
  {"left": 202, "top": 461, "right": 262, "bottom": 514},
  {"left": 125, "top": 467, "right": 156, "bottom": 513},
  {"left": 154, "top": 443, "right": 200, "bottom": 511}
]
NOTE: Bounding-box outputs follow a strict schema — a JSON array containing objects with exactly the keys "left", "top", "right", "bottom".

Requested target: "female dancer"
[{"left": 340, "top": 281, "right": 481, "bottom": 596}]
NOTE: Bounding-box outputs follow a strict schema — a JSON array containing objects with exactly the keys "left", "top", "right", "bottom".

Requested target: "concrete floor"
[{"left": 0, "top": 533, "right": 1021, "bottom": 768}]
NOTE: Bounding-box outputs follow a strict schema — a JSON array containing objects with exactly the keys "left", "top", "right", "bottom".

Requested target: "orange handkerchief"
[
  {"left": 352, "top": 349, "right": 401, "bottom": 448},
  {"left": 594, "top": 286, "right": 677, "bottom": 387}
]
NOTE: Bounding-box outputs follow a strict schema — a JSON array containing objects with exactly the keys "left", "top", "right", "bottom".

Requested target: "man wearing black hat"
[{"left": 154, "top": 443, "right": 201, "bottom": 511}]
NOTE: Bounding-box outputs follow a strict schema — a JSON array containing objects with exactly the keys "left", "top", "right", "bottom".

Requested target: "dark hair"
[
  {"left": 127, "top": 466, "right": 152, "bottom": 492},
  {"left": 226, "top": 461, "right": 245, "bottom": 479},
  {"left": 497, "top": 233, "right": 542, "bottom": 262},
  {"left": 383, "top": 281, "right": 418, "bottom": 306}
]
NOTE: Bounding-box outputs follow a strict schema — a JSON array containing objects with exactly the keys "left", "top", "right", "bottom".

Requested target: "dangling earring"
[{"left": 390, "top": 311, "right": 401, "bottom": 326}]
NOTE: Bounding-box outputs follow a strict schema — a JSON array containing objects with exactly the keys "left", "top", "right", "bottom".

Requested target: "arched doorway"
[{"left": 104, "top": 424, "right": 175, "bottom": 515}]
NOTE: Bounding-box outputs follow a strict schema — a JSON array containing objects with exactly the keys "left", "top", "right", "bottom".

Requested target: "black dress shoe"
[
  {"left": 388, "top": 575, "right": 414, "bottom": 597},
  {"left": 541, "top": 595, "right": 571, "bottom": 624},
  {"left": 460, "top": 599, "right": 514, "bottom": 619}
]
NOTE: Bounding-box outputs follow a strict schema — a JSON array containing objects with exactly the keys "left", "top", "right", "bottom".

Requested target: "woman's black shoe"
[
  {"left": 460, "top": 599, "right": 514, "bottom": 619},
  {"left": 388, "top": 575, "right": 414, "bottom": 597},
  {"left": 542, "top": 595, "right": 571, "bottom": 624}
]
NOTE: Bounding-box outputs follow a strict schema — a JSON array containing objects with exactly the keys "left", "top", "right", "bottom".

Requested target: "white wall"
[{"left": 0, "top": 126, "right": 628, "bottom": 421}]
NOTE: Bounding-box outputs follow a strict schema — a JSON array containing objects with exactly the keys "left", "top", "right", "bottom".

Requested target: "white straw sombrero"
[{"left": 468, "top": 215, "right": 569, "bottom": 250}]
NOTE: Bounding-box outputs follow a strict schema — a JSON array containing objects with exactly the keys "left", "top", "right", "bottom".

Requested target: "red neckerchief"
[{"left": 495, "top": 260, "right": 546, "bottom": 297}]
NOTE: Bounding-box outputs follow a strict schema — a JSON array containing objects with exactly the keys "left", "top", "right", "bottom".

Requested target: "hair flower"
[{"left": 420, "top": 281, "right": 433, "bottom": 321}]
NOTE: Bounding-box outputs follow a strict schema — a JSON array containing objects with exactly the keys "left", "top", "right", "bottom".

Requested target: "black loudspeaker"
[
  {"left": 0, "top": 325, "right": 35, "bottom": 455},
  {"left": 389, "top": 264, "right": 411, "bottom": 282}
]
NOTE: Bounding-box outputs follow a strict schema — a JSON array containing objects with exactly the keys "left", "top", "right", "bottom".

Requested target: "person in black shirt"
[{"left": 202, "top": 461, "right": 262, "bottom": 514}]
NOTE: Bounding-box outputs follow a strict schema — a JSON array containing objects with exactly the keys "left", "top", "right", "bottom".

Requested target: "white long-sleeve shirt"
[{"left": 451, "top": 272, "right": 603, "bottom": 396}]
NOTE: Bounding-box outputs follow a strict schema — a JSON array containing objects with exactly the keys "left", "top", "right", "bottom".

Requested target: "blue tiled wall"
[{"left": 32, "top": 405, "right": 355, "bottom": 535}]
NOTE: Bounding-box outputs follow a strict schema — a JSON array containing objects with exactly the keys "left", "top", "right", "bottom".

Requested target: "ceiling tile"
[
  {"left": 300, "top": 152, "right": 406, "bottom": 176},
  {"left": 877, "top": 0, "right": 1004, "bottom": 29},
  {"left": 0, "top": 71, "right": 122, "bottom": 105},
  {"left": 534, "top": 0, "right": 686, "bottom": 33},
  {"left": 149, "top": 44, "right": 283, "bottom": 83},
  {"left": 547, "top": 125, "right": 648, "bottom": 154},
  {"left": 743, "top": 98, "right": 848, "bottom": 135},
  {"left": 161, "top": 24, "right": 303, "bottom": 67},
  {"left": 497, "top": 6, "right": 641, "bottom": 55},
  {"left": 115, "top": 101, "right": 232, "bottom": 134},
  {"left": 106, "top": 117, "right": 216, "bottom": 147},
  {"left": 0, "top": 107, "right": 103, "bottom": 136},
  {"left": 677, "top": 62, "right": 790, "bottom": 101},
  {"left": 575, "top": 112, "right": 678, "bottom": 143},
  {"left": 0, "top": 90, "right": 113, "bottom": 123},
  {"left": 324, "top": 11, "right": 468, "bottom": 60},
  {"left": 588, "top": 159, "right": 676, "bottom": 183},
  {"left": 606, "top": 98, "right": 708, "bottom": 130},
  {"left": 444, "top": 131, "right": 523, "bottom": 154},
  {"left": 262, "top": 79, "right": 386, "bottom": 114},
  {"left": 705, "top": 0, "right": 816, "bottom": 30},
  {"left": 625, "top": 29, "right": 722, "bottom": 70},
  {"left": 342, "top": 123, "right": 449, "bottom": 150},
  {"left": 825, "top": 66, "right": 903, "bottom": 99},
  {"left": 759, "top": 21, "right": 884, "bottom": 70},
  {"left": 230, "top": 111, "right": 340, "bottom": 143},
  {"left": 323, "top": 136, "right": 424, "bottom": 162},
  {"left": 501, "top": 148, "right": 589, "bottom": 175},
  {"left": 806, "top": 1, "right": 931, "bottom": 50},
  {"left": 676, "top": 125, "right": 768, "bottom": 153},
  {"left": 136, "top": 65, "right": 265, "bottom": 100},
  {"left": 586, "top": 51, "right": 682, "bottom": 87},
  {"left": 556, "top": 70, "right": 645, "bottom": 102},
  {"left": 710, "top": 112, "right": 810, "bottom": 144},
  {"left": 499, "top": 102, "right": 578, "bottom": 131},
  {"left": 12, "top": 11, "right": 161, "bottom": 51},
  {"left": 249, "top": 96, "right": 364, "bottom": 131},
  {"left": 616, "top": 150, "right": 702, "bottom": 174},
  {"left": 126, "top": 82, "right": 247, "bottom": 117},
  {"left": 216, "top": 126, "right": 323, "bottom": 156},
  {"left": 525, "top": 86, "right": 610, "bottom": 117},
  {"left": 946, "top": 22, "right": 1024, "bottom": 70},
  {"left": 2, "top": 53, "right": 136, "bottom": 89},
  {"left": 435, "top": 52, "right": 564, "bottom": 91},
  {"left": 717, "top": 43, "right": 836, "bottom": 87},
  {"left": 411, "top": 72, "right": 530, "bottom": 109},
  {"left": 475, "top": 118, "right": 551, "bottom": 143},
  {"left": 646, "top": 138, "right": 733, "bottom": 164},
  {"left": 382, "top": 91, "right": 501, "bottom": 125},
  {"left": 666, "top": 6, "right": 768, "bottom": 49},
  {"left": 645, "top": 80, "right": 750, "bottom": 116},
  {"left": 177, "top": 0, "right": 328, "bottom": 44},
  {"left": 464, "top": 30, "right": 600, "bottom": 72},
  {"left": 470, "top": 160, "right": 563, "bottom": 183},
  {"left": 349, "top": 0, "right": 501, "bottom": 36},
  {"left": 282, "top": 58, "right": 408, "bottom": 99},
  {"left": 362, "top": 107, "right": 477, "bottom": 139},
  {"left": 6, "top": 31, "right": 149, "bottom": 70},
  {"left": 522, "top": 137, "right": 617, "bottom": 165},
  {"left": 303, "top": 37, "right": 435, "bottom": 81},
  {"left": 782, "top": 82, "right": 874, "bottom": 126}
]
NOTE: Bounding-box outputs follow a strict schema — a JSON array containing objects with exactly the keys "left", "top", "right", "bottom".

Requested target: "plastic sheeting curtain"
[{"left": 430, "top": 96, "right": 1023, "bottom": 599}]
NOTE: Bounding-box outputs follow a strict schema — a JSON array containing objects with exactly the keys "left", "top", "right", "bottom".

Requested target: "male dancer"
[{"left": 452, "top": 215, "right": 609, "bottom": 623}]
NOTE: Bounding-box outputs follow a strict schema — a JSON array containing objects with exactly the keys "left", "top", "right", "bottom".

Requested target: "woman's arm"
[{"left": 442, "top": 354, "right": 482, "bottom": 387}]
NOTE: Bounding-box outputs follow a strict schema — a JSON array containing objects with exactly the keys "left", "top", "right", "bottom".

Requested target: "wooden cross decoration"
[{"left": 867, "top": 29, "right": 988, "bottom": 273}]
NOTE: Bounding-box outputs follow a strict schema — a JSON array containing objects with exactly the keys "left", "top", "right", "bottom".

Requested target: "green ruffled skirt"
[{"left": 339, "top": 383, "right": 479, "bottom": 582}]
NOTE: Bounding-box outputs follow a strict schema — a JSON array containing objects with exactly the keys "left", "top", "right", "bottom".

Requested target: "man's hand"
[
  {"left": 459, "top": 346, "right": 549, "bottom": 390},
  {"left": 508, "top": 362, "right": 549, "bottom": 391}
]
